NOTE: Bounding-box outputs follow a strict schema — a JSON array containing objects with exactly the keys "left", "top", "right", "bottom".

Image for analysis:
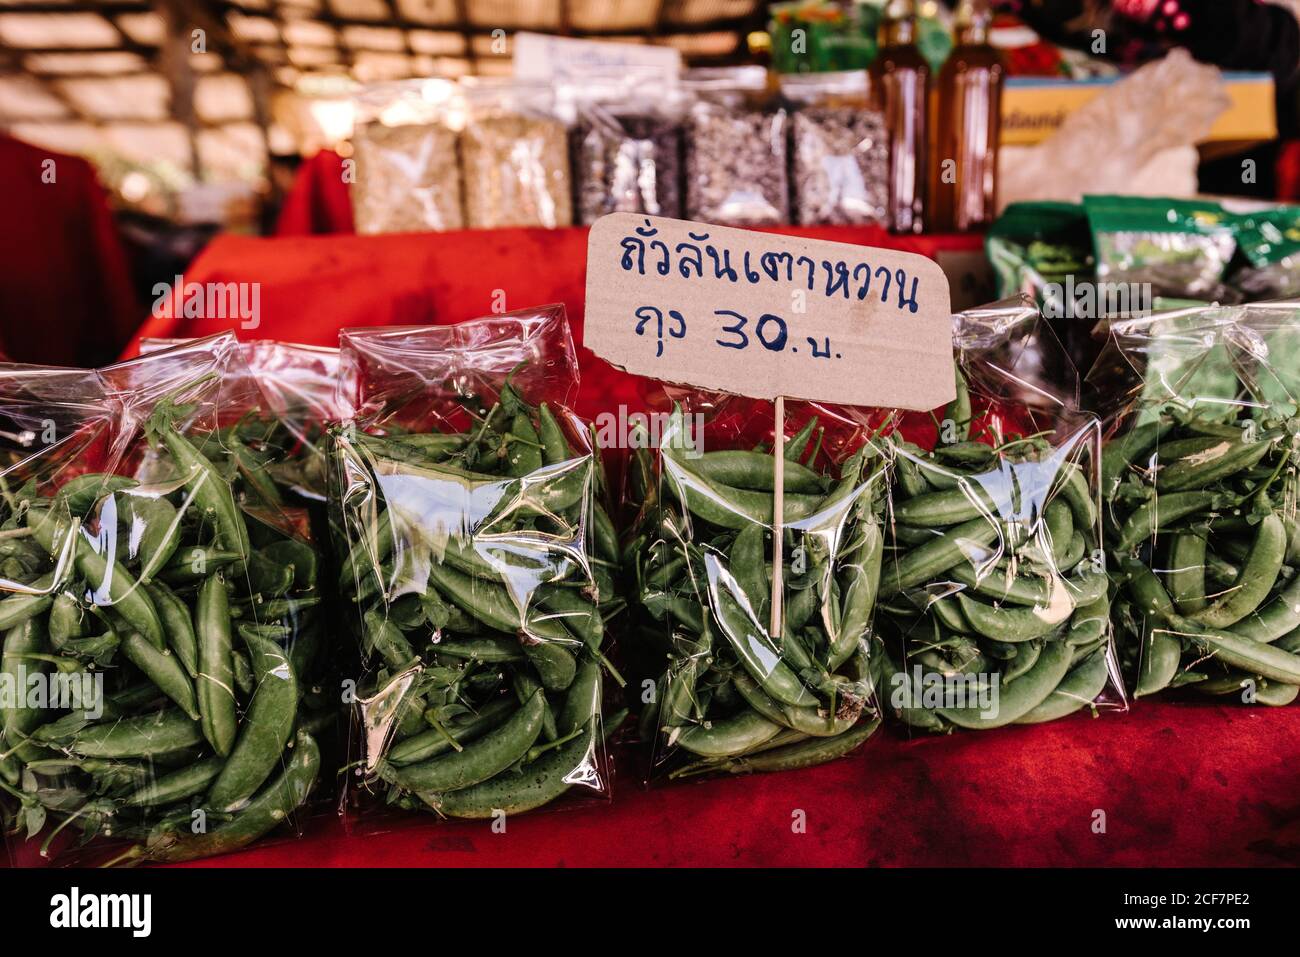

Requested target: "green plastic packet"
[
  {"left": 1228, "top": 205, "right": 1300, "bottom": 300},
  {"left": 1084, "top": 194, "right": 1239, "bottom": 302}
]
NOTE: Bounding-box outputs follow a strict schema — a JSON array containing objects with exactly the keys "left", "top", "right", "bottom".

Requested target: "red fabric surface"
[
  {"left": 158, "top": 701, "right": 1300, "bottom": 868},
  {"left": 0, "top": 134, "right": 142, "bottom": 366},
  {"left": 275, "top": 149, "right": 355, "bottom": 237},
  {"left": 122, "top": 225, "right": 983, "bottom": 422}
]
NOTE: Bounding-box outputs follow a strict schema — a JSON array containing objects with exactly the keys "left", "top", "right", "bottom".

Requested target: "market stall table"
[{"left": 111, "top": 225, "right": 1300, "bottom": 868}]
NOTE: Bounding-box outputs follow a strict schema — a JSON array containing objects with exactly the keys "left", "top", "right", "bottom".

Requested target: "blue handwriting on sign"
[
  {"left": 635, "top": 307, "right": 842, "bottom": 361},
  {"left": 618, "top": 219, "right": 921, "bottom": 314}
]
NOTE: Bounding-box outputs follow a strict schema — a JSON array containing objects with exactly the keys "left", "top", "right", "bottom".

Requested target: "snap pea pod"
[
  {"left": 27, "top": 508, "right": 165, "bottom": 651},
  {"left": 196, "top": 573, "right": 237, "bottom": 756},
  {"left": 690, "top": 451, "right": 828, "bottom": 494},
  {"left": 68, "top": 710, "right": 203, "bottom": 758},
  {"left": 1, "top": 617, "right": 49, "bottom": 782},
  {"left": 1014, "top": 648, "right": 1111, "bottom": 724},
  {"left": 206, "top": 634, "right": 298, "bottom": 811},
  {"left": 141, "top": 730, "right": 319, "bottom": 864},
  {"left": 880, "top": 518, "right": 1002, "bottom": 596},
  {"left": 122, "top": 757, "right": 224, "bottom": 808},
  {"left": 388, "top": 697, "right": 516, "bottom": 766}
]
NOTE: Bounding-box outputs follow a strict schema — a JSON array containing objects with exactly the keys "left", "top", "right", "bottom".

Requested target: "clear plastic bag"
[
  {"left": 625, "top": 390, "right": 890, "bottom": 781},
  {"left": 330, "top": 306, "right": 618, "bottom": 823},
  {"left": 568, "top": 71, "right": 686, "bottom": 225},
  {"left": 683, "top": 67, "right": 789, "bottom": 227},
  {"left": 782, "top": 70, "right": 888, "bottom": 227},
  {"left": 350, "top": 79, "right": 464, "bottom": 235},
  {"left": 0, "top": 334, "right": 328, "bottom": 866},
  {"left": 877, "top": 296, "right": 1126, "bottom": 731},
  {"left": 459, "top": 78, "right": 573, "bottom": 230},
  {"left": 1090, "top": 300, "right": 1300, "bottom": 705}
]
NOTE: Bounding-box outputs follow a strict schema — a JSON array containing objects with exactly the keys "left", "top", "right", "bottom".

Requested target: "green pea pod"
[
  {"left": 123, "top": 757, "right": 223, "bottom": 807},
  {"left": 1014, "top": 648, "right": 1110, "bottom": 724},
  {"left": 880, "top": 518, "right": 1002, "bottom": 596},
  {"left": 955, "top": 592, "right": 1073, "bottom": 642},
  {"left": 936, "top": 640, "right": 1072, "bottom": 729},
  {"left": 384, "top": 691, "right": 545, "bottom": 792},
  {"left": 1165, "top": 530, "right": 1209, "bottom": 615},
  {"left": 942, "top": 369, "right": 972, "bottom": 442},
  {"left": 388, "top": 697, "right": 516, "bottom": 766},
  {"left": 536, "top": 586, "right": 603, "bottom": 649},
  {"left": 431, "top": 718, "right": 596, "bottom": 819},
  {"left": 69, "top": 709, "right": 203, "bottom": 758},
  {"left": 1231, "top": 571, "right": 1300, "bottom": 643},
  {"left": 144, "top": 730, "right": 319, "bottom": 864},
  {"left": 144, "top": 581, "right": 198, "bottom": 678},
  {"left": 207, "top": 634, "right": 298, "bottom": 811},
  {"left": 426, "top": 562, "right": 572, "bottom": 646},
  {"left": 429, "top": 634, "right": 523, "bottom": 663},
  {"left": 0, "top": 578, "right": 54, "bottom": 633},
  {"left": 196, "top": 574, "right": 237, "bottom": 756},
  {"left": 1189, "top": 513, "right": 1285, "bottom": 629},
  {"left": 556, "top": 659, "right": 601, "bottom": 736},
  {"left": 27, "top": 509, "right": 165, "bottom": 650},
  {"left": 675, "top": 709, "right": 782, "bottom": 758},
  {"left": 830, "top": 520, "right": 882, "bottom": 669},
  {"left": 712, "top": 716, "right": 878, "bottom": 774},
  {"left": 1114, "top": 490, "right": 1235, "bottom": 552},
  {"left": 1135, "top": 624, "right": 1183, "bottom": 698},
  {"left": 537, "top": 403, "right": 574, "bottom": 465},
  {"left": 893, "top": 483, "right": 1008, "bottom": 527},
  {"left": 119, "top": 494, "right": 182, "bottom": 583},
  {"left": 157, "top": 547, "right": 245, "bottom": 585},
  {"left": 120, "top": 631, "right": 199, "bottom": 720},
  {"left": 705, "top": 554, "right": 817, "bottom": 708},
  {"left": 1100, "top": 418, "right": 1172, "bottom": 497},
  {"left": 692, "top": 450, "right": 828, "bottom": 494},
  {"left": 1156, "top": 435, "right": 1273, "bottom": 491},
  {"left": 150, "top": 417, "right": 251, "bottom": 563},
  {"left": 505, "top": 414, "right": 544, "bottom": 477},
  {"left": 1, "top": 617, "right": 49, "bottom": 783},
  {"left": 1167, "top": 615, "right": 1300, "bottom": 685},
  {"left": 54, "top": 474, "right": 140, "bottom": 516}
]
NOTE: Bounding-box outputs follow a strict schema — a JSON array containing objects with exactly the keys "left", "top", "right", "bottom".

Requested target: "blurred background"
[{"left": 0, "top": 0, "right": 1296, "bottom": 366}]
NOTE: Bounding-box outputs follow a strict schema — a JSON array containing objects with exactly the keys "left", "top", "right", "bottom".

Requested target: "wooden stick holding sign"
[
  {"left": 583, "top": 211, "right": 954, "bottom": 684},
  {"left": 770, "top": 395, "right": 785, "bottom": 638}
]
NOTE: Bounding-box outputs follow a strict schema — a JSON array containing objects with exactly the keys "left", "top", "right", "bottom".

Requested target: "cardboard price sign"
[{"left": 584, "top": 213, "right": 955, "bottom": 411}]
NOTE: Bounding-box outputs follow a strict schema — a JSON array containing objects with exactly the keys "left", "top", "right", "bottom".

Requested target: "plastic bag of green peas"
[
  {"left": 1089, "top": 299, "right": 1300, "bottom": 706},
  {"left": 1, "top": 334, "right": 330, "bottom": 866},
  {"left": 876, "top": 296, "right": 1127, "bottom": 732},
  {"left": 329, "top": 306, "right": 619, "bottom": 826},
  {"left": 625, "top": 389, "right": 891, "bottom": 781}
]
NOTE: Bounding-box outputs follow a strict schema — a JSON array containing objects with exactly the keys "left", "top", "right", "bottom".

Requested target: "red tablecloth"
[
  {"left": 0, "top": 134, "right": 141, "bottom": 366},
  {"left": 116, "top": 225, "right": 1300, "bottom": 868}
]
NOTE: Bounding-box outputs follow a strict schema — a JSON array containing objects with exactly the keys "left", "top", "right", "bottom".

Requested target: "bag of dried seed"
[
  {"left": 683, "top": 66, "right": 789, "bottom": 227},
  {"left": 330, "top": 306, "right": 620, "bottom": 825},
  {"left": 877, "top": 296, "right": 1125, "bottom": 732},
  {"left": 350, "top": 79, "right": 464, "bottom": 235},
  {"left": 568, "top": 70, "right": 687, "bottom": 225},
  {"left": 624, "top": 389, "right": 891, "bottom": 782},
  {"left": 1090, "top": 300, "right": 1300, "bottom": 705},
  {"left": 459, "top": 78, "right": 573, "bottom": 230},
  {"left": 1, "top": 334, "right": 327, "bottom": 866},
  {"left": 782, "top": 70, "right": 888, "bottom": 227}
]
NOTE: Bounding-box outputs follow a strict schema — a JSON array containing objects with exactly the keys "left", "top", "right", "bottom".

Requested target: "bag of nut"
[
  {"left": 781, "top": 71, "right": 888, "bottom": 227},
  {"left": 683, "top": 66, "right": 789, "bottom": 227}
]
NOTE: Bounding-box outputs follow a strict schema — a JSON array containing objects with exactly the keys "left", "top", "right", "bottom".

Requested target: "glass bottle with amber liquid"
[
  {"left": 931, "top": 0, "right": 1003, "bottom": 232},
  {"left": 872, "top": 0, "right": 929, "bottom": 234}
]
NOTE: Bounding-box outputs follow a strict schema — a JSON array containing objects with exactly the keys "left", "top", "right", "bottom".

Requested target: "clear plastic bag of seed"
[
  {"left": 683, "top": 66, "right": 789, "bottom": 227},
  {"left": 622, "top": 386, "right": 892, "bottom": 782},
  {"left": 329, "top": 306, "right": 620, "bottom": 826},
  {"left": 1088, "top": 300, "right": 1300, "bottom": 706},
  {"left": 877, "top": 296, "right": 1126, "bottom": 733},
  {"left": 459, "top": 77, "right": 573, "bottom": 230},
  {"left": 1, "top": 333, "right": 328, "bottom": 866},
  {"left": 566, "top": 69, "right": 688, "bottom": 225},
  {"left": 350, "top": 78, "right": 464, "bottom": 235}
]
